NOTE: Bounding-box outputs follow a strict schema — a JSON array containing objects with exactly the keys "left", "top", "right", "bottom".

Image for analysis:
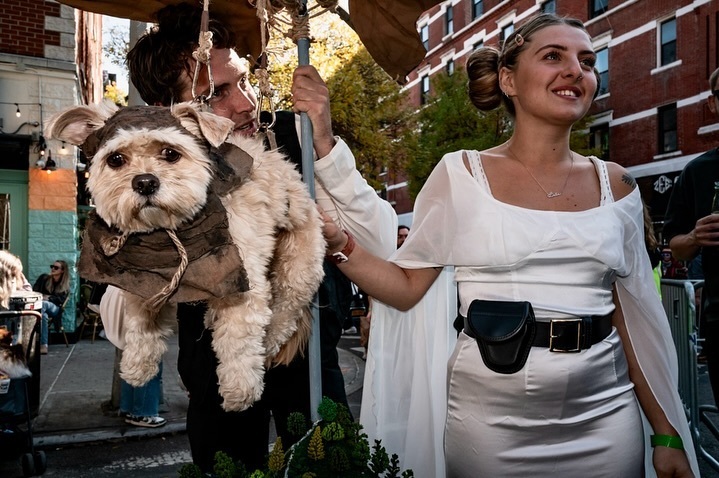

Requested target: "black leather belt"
[{"left": 464, "top": 313, "right": 613, "bottom": 353}]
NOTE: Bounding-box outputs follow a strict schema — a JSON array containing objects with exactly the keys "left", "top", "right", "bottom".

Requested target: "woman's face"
[
  {"left": 50, "top": 262, "right": 64, "bottom": 281},
  {"left": 501, "top": 24, "right": 597, "bottom": 125}
]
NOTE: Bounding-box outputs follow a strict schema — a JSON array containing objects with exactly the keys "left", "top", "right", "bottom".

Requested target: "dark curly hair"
[
  {"left": 126, "top": 3, "right": 237, "bottom": 106},
  {"left": 466, "top": 13, "right": 600, "bottom": 117}
]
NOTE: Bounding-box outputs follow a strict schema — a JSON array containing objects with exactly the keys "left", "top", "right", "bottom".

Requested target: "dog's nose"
[{"left": 132, "top": 174, "right": 160, "bottom": 196}]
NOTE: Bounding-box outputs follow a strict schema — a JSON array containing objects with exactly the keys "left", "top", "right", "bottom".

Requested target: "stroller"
[{"left": 0, "top": 292, "right": 46, "bottom": 477}]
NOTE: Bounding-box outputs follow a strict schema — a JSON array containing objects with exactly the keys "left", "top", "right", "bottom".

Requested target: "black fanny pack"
[{"left": 465, "top": 299, "right": 536, "bottom": 374}]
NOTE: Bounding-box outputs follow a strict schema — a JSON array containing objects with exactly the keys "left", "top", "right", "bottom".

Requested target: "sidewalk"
[{"left": 31, "top": 333, "right": 364, "bottom": 448}]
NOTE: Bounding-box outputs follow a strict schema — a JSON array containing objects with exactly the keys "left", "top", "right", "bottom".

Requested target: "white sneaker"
[
  {"left": 343, "top": 326, "right": 358, "bottom": 335},
  {"left": 125, "top": 415, "right": 166, "bottom": 428}
]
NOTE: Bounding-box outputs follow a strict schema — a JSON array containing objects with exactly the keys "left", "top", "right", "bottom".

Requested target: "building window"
[
  {"left": 445, "top": 6, "right": 453, "bottom": 36},
  {"left": 590, "top": 124, "right": 610, "bottom": 160},
  {"left": 421, "top": 75, "right": 430, "bottom": 105},
  {"left": 473, "top": 40, "right": 484, "bottom": 51},
  {"left": 472, "top": 0, "right": 483, "bottom": 20},
  {"left": 596, "top": 47, "right": 609, "bottom": 95},
  {"left": 659, "top": 18, "right": 677, "bottom": 66},
  {"left": 421, "top": 24, "right": 429, "bottom": 50},
  {"left": 500, "top": 24, "right": 514, "bottom": 46},
  {"left": 590, "top": 0, "right": 608, "bottom": 18},
  {"left": 541, "top": 0, "right": 556, "bottom": 13},
  {"left": 658, "top": 103, "right": 677, "bottom": 153},
  {"left": 446, "top": 59, "right": 455, "bottom": 75}
]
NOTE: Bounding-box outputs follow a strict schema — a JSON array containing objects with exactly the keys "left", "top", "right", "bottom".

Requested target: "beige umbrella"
[{"left": 56, "top": 0, "right": 441, "bottom": 83}]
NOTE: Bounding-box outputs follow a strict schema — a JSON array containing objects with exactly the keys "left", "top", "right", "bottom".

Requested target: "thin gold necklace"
[{"left": 506, "top": 144, "right": 575, "bottom": 199}]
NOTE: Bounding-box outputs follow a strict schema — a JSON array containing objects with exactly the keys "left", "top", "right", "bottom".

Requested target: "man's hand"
[
  {"left": 291, "top": 65, "right": 336, "bottom": 158},
  {"left": 670, "top": 213, "right": 719, "bottom": 261},
  {"left": 691, "top": 213, "right": 719, "bottom": 247}
]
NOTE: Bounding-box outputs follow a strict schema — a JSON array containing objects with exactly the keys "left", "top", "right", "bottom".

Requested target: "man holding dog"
[{"left": 126, "top": 3, "right": 396, "bottom": 472}]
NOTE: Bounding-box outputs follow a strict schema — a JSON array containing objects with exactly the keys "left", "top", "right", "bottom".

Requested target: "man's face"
[
  {"left": 397, "top": 227, "right": 409, "bottom": 248},
  {"left": 180, "top": 48, "right": 259, "bottom": 137}
]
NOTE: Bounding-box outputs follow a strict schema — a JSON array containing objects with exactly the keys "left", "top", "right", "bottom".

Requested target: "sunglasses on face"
[
  {"left": 50, "top": 265, "right": 62, "bottom": 271},
  {"left": 713, "top": 89, "right": 719, "bottom": 100}
]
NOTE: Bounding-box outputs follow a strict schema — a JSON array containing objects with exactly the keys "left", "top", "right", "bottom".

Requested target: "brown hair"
[
  {"left": 466, "top": 13, "right": 599, "bottom": 116},
  {"left": 126, "top": 3, "right": 237, "bottom": 106}
]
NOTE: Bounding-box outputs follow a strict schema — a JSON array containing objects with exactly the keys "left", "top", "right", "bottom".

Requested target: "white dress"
[{"left": 374, "top": 150, "right": 699, "bottom": 477}]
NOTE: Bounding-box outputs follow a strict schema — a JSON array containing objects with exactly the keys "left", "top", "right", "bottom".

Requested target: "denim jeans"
[
  {"left": 41, "top": 300, "right": 61, "bottom": 346},
  {"left": 120, "top": 362, "right": 163, "bottom": 417}
]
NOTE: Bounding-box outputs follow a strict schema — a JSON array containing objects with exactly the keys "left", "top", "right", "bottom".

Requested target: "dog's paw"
[
  {"left": 120, "top": 356, "right": 160, "bottom": 387},
  {"left": 219, "top": 379, "right": 264, "bottom": 412}
]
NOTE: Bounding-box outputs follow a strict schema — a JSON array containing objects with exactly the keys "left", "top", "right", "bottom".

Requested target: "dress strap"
[
  {"left": 588, "top": 156, "right": 614, "bottom": 205},
  {"left": 466, "top": 150, "right": 492, "bottom": 193}
]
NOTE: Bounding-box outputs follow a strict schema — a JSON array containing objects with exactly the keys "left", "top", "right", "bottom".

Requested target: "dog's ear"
[
  {"left": 44, "top": 101, "right": 118, "bottom": 145},
  {"left": 171, "top": 102, "right": 234, "bottom": 147}
]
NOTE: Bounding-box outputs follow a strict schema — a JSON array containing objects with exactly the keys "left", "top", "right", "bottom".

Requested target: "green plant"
[{"left": 178, "top": 398, "right": 413, "bottom": 478}]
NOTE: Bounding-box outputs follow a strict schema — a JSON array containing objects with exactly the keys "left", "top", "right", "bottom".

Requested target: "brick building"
[
  {"left": 0, "top": 0, "right": 103, "bottom": 334},
  {"left": 392, "top": 0, "right": 719, "bottom": 236}
]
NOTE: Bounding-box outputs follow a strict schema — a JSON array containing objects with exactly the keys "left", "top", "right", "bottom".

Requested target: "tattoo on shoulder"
[{"left": 621, "top": 173, "right": 636, "bottom": 189}]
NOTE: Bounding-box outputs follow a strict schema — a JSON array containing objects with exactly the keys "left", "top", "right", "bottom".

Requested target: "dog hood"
[{"left": 81, "top": 106, "right": 196, "bottom": 159}]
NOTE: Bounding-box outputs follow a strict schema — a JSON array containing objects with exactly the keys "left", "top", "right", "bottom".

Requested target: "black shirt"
[{"left": 664, "top": 147, "right": 719, "bottom": 320}]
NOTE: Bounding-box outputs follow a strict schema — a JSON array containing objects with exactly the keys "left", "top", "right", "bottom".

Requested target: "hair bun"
[{"left": 466, "top": 47, "right": 503, "bottom": 111}]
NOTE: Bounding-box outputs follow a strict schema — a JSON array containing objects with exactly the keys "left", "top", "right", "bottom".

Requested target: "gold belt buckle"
[{"left": 549, "top": 318, "right": 582, "bottom": 353}]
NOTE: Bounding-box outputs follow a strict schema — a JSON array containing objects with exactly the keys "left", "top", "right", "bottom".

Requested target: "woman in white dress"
[{"left": 322, "top": 13, "right": 698, "bottom": 477}]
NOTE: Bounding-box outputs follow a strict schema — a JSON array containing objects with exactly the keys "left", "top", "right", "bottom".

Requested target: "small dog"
[{"left": 45, "top": 102, "right": 325, "bottom": 411}]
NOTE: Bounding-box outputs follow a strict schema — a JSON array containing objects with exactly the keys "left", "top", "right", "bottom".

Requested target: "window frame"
[
  {"left": 658, "top": 17, "right": 677, "bottom": 67},
  {"left": 541, "top": 0, "right": 556, "bottom": 14},
  {"left": 420, "top": 75, "right": 430, "bottom": 105},
  {"left": 589, "top": 123, "right": 610, "bottom": 160},
  {"left": 595, "top": 47, "right": 609, "bottom": 96},
  {"left": 657, "top": 103, "right": 678, "bottom": 154},
  {"left": 445, "top": 5, "right": 453, "bottom": 36},
  {"left": 589, "top": 0, "right": 609, "bottom": 19},
  {"left": 472, "top": 0, "right": 483, "bottom": 20},
  {"left": 421, "top": 24, "right": 429, "bottom": 50}
]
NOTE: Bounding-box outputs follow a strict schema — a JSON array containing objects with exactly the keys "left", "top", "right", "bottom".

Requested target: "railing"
[{"left": 661, "top": 279, "right": 719, "bottom": 471}]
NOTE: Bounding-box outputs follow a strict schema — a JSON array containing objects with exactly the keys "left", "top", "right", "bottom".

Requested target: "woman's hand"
[{"left": 653, "top": 447, "right": 694, "bottom": 477}]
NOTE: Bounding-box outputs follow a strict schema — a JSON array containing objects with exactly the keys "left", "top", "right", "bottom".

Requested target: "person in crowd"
[
  {"left": 124, "top": 3, "right": 396, "bottom": 472},
  {"left": 33, "top": 260, "right": 70, "bottom": 355},
  {"left": 664, "top": 66, "right": 719, "bottom": 407},
  {"left": 100, "top": 285, "right": 166, "bottom": 428},
  {"left": 397, "top": 225, "right": 410, "bottom": 248},
  {"left": 323, "top": 13, "right": 697, "bottom": 476},
  {"left": 661, "top": 247, "right": 689, "bottom": 279},
  {"left": 0, "top": 251, "right": 25, "bottom": 309}
]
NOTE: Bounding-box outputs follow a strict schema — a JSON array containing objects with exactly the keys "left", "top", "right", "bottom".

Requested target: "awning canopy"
[{"left": 56, "top": 0, "right": 441, "bottom": 83}]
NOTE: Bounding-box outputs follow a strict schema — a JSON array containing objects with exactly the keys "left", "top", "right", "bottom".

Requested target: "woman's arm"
[
  {"left": 323, "top": 211, "right": 440, "bottom": 311},
  {"left": 611, "top": 288, "right": 694, "bottom": 478}
]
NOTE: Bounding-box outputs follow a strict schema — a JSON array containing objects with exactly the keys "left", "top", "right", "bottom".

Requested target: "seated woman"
[{"left": 33, "top": 260, "right": 70, "bottom": 354}]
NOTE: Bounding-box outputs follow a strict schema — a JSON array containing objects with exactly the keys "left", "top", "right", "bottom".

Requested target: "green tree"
[
  {"left": 407, "top": 69, "right": 511, "bottom": 199},
  {"left": 325, "top": 48, "right": 418, "bottom": 192}
]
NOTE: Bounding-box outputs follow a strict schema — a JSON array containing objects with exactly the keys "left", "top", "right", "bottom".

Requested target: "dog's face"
[{"left": 45, "top": 102, "right": 235, "bottom": 233}]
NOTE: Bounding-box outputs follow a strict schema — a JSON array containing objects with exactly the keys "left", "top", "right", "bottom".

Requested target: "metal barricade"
[{"left": 661, "top": 279, "right": 719, "bottom": 471}]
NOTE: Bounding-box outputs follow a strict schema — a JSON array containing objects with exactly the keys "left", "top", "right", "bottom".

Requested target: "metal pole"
[
  {"left": 296, "top": 1, "right": 322, "bottom": 422},
  {"left": 128, "top": 20, "right": 146, "bottom": 106}
]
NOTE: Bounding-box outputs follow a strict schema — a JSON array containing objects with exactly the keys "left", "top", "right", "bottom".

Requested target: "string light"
[
  {"left": 60, "top": 141, "right": 67, "bottom": 153},
  {"left": 15, "top": 103, "right": 20, "bottom": 118}
]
